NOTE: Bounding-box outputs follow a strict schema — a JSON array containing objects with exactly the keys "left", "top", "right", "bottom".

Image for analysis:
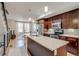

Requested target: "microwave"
[
  {"left": 52, "top": 22, "right": 63, "bottom": 35},
  {"left": 52, "top": 22, "right": 61, "bottom": 29}
]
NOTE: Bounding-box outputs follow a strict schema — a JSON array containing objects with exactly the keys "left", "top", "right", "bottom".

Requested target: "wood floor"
[{"left": 6, "top": 33, "right": 75, "bottom": 56}]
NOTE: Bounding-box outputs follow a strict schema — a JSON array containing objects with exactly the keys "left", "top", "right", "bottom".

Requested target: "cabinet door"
[
  {"left": 69, "top": 10, "right": 78, "bottom": 29},
  {"left": 44, "top": 20, "right": 48, "bottom": 29},
  {"left": 62, "top": 12, "right": 70, "bottom": 29},
  {"left": 47, "top": 19, "right": 52, "bottom": 29},
  {"left": 78, "top": 9, "right": 79, "bottom": 29},
  {"left": 62, "top": 9, "right": 78, "bottom": 29}
]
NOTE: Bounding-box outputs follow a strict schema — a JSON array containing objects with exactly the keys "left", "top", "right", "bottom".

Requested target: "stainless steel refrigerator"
[{"left": 30, "top": 23, "right": 44, "bottom": 36}]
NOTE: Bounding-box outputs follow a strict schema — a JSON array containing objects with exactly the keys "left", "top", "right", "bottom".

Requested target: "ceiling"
[{"left": 4, "top": 2, "right": 79, "bottom": 21}]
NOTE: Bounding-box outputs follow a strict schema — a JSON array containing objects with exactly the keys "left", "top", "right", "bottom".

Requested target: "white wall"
[
  {"left": 0, "top": 4, "right": 7, "bottom": 43},
  {"left": 8, "top": 20, "right": 16, "bottom": 30},
  {"left": 7, "top": 19, "right": 18, "bottom": 35},
  {"left": 0, "top": 15, "right": 7, "bottom": 34}
]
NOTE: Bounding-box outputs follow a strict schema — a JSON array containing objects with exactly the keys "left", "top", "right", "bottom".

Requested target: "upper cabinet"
[
  {"left": 62, "top": 9, "right": 79, "bottom": 29},
  {"left": 38, "top": 8, "right": 79, "bottom": 29},
  {"left": 61, "top": 13, "right": 68, "bottom": 29},
  {"left": 71, "top": 9, "right": 78, "bottom": 29},
  {"left": 77, "top": 9, "right": 79, "bottom": 29},
  {"left": 44, "top": 18, "right": 52, "bottom": 29}
]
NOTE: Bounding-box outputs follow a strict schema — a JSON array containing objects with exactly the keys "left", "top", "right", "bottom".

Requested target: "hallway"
[{"left": 6, "top": 34, "right": 29, "bottom": 56}]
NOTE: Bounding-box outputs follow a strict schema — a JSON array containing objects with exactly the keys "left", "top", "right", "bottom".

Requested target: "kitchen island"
[{"left": 27, "top": 35, "right": 68, "bottom": 56}]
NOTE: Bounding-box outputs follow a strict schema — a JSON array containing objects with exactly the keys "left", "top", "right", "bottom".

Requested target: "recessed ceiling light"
[{"left": 44, "top": 6, "right": 48, "bottom": 12}]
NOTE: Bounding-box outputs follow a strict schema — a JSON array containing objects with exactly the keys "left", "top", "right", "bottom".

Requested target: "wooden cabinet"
[
  {"left": 44, "top": 19, "right": 48, "bottom": 29},
  {"left": 70, "top": 9, "right": 78, "bottom": 29},
  {"left": 78, "top": 9, "right": 79, "bottom": 29},
  {"left": 59, "top": 35, "right": 79, "bottom": 55},
  {"left": 61, "top": 13, "right": 68, "bottom": 29},
  {"left": 44, "top": 18, "right": 52, "bottom": 30},
  {"left": 61, "top": 9, "right": 79, "bottom": 29},
  {"left": 52, "top": 15, "right": 62, "bottom": 23},
  {"left": 38, "top": 8, "right": 79, "bottom": 29}
]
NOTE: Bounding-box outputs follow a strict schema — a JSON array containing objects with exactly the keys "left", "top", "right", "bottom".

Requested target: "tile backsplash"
[{"left": 63, "top": 29, "right": 79, "bottom": 36}]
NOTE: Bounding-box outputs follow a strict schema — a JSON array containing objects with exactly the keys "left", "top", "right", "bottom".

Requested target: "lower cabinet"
[{"left": 59, "top": 36, "right": 79, "bottom": 55}]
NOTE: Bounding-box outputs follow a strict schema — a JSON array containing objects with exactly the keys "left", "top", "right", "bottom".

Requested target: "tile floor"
[{"left": 6, "top": 34, "right": 75, "bottom": 56}]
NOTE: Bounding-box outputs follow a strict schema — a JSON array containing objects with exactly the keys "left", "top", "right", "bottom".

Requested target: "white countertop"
[
  {"left": 60, "top": 34, "right": 79, "bottom": 38},
  {"left": 27, "top": 35, "right": 68, "bottom": 51}
]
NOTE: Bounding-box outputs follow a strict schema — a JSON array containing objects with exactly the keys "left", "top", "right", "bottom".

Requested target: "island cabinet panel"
[
  {"left": 27, "top": 36, "right": 68, "bottom": 56},
  {"left": 27, "top": 37, "right": 54, "bottom": 56},
  {"left": 57, "top": 45, "right": 67, "bottom": 56}
]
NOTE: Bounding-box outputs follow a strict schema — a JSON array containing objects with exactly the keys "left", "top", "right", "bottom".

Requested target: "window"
[
  {"left": 24, "top": 23, "right": 30, "bottom": 32},
  {"left": 17, "top": 22, "right": 23, "bottom": 32}
]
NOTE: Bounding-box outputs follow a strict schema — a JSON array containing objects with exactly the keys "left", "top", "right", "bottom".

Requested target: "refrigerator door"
[
  {"left": 31, "top": 23, "right": 38, "bottom": 36},
  {"left": 38, "top": 24, "right": 44, "bottom": 35},
  {"left": 30, "top": 23, "right": 44, "bottom": 36}
]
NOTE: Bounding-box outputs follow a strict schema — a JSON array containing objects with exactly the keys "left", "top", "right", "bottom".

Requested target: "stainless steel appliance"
[
  {"left": 51, "top": 21, "right": 64, "bottom": 39},
  {"left": 52, "top": 22, "right": 63, "bottom": 35},
  {"left": 30, "top": 23, "right": 44, "bottom": 36}
]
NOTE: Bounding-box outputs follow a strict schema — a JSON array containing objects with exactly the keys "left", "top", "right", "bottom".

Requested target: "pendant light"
[{"left": 44, "top": 6, "right": 48, "bottom": 12}]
